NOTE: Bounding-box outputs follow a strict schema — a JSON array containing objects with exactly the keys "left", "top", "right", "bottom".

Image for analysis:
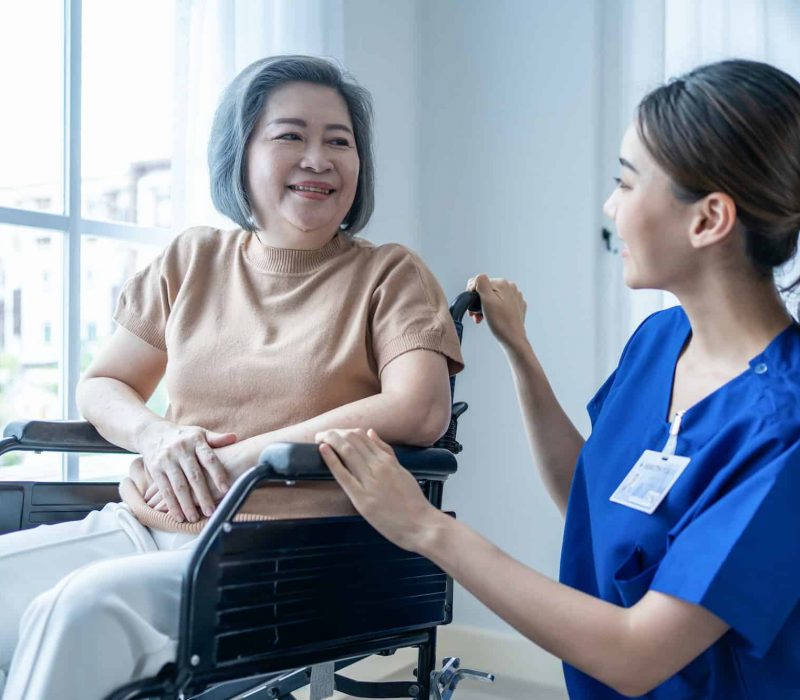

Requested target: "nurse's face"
[{"left": 603, "top": 125, "right": 697, "bottom": 291}]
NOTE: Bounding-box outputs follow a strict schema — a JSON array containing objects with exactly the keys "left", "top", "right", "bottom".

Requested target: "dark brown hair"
[{"left": 636, "top": 59, "right": 800, "bottom": 287}]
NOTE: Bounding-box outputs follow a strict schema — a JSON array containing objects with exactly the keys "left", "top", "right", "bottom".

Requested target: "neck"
[
  {"left": 674, "top": 266, "right": 792, "bottom": 366},
  {"left": 254, "top": 225, "right": 340, "bottom": 251}
]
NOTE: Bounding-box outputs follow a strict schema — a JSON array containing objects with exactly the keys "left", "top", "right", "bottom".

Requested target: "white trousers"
[{"left": 0, "top": 503, "right": 197, "bottom": 700}]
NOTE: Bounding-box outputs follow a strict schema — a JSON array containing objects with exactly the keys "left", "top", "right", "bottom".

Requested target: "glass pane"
[
  {"left": 0, "top": 225, "right": 63, "bottom": 481},
  {"left": 82, "top": 0, "right": 176, "bottom": 228},
  {"left": 0, "top": 1, "right": 64, "bottom": 214},
  {"left": 79, "top": 235, "right": 165, "bottom": 480}
]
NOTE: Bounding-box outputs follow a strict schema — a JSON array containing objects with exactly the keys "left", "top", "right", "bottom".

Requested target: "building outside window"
[{"left": 0, "top": 0, "right": 173, "bottom": 480}]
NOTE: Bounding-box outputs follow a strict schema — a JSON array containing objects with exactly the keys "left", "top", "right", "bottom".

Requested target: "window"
[
  {"left": 0, "top": 0, "right": 173, "bottom": 481},
  {"left": 0, "top": 0, "right": 295, "bottom": 482},
  {"left": 12, "top": 289, "right": 21, "bottom": 337}
]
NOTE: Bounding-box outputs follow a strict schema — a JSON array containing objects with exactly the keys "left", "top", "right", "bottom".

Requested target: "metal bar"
[
  {"left": 416, "top": 628, "right": 437, "bottom": 700},
  {"left": 0, "top": 437, "right": 20, "bottom": 457},
  {"left": 63, "top": 0, "right": 82, "bottom": 480},
  {"left": 333, "top": 673, "right": 419, "bottom": 698},
  {"left": 80, "top": 218, "right": 171, "bottom": 246},
  {"left": 0, "top": 207, "right": 69, "bottom": 231}
]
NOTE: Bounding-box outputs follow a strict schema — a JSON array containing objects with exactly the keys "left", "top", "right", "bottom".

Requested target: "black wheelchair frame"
[{"left": 0, "top": 291, "right": 489, "bottom": 700}]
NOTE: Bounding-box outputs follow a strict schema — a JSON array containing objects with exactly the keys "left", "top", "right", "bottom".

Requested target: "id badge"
[{"left": 609, "top": 450, "right": 690, "bottom": 515}]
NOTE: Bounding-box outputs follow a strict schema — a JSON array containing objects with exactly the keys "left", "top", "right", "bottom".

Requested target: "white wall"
[
  {"left": 415, "top": 0, "right": 601, "bottom": 635},
  {"left": 342, "top": 0, "right": 421, "bottom": 250},
  {"left": 342, "top": 0, "right": 604, "bottom": 669}
]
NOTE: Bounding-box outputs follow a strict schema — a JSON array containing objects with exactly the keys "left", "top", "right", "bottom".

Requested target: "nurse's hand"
[
  {"left": 466, "top": 274, "right": 528, "bottom": 352},
  {"left": 316, "top": 428, "right": 442, "bottom": 552}
]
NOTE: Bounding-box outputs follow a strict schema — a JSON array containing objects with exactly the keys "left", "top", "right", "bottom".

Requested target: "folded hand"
[{"left": 135, "top": 421, "right": 236, "bottom": 522}]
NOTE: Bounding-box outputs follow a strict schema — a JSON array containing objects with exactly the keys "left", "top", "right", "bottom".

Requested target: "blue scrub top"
[{"left": 560, "top": 306, "right": 800, "bottom": 699}]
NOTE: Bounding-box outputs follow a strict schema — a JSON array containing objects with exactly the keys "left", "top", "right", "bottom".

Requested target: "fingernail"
[{"left": 203, "top": 506, "right": 213, "bottom": 517}]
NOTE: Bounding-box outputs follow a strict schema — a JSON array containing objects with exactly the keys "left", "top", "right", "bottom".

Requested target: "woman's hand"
[
  {"left": 466, "top": 274, "right": 528, "bottom": 352},
  {"left": 316, "top": 428, "right": 443, "bottom": 552},
  {"left": 135, "top": 421, "right": 236, "bottom": 522}
]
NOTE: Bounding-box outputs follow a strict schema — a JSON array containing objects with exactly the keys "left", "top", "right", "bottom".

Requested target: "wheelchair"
[{"left": 0, "top": 291, "right": 494, "bottom": 700}]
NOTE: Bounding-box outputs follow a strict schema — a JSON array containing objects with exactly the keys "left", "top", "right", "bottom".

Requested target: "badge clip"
[{"left": 661, "top": 410, "right": 685, "bottom": 457}]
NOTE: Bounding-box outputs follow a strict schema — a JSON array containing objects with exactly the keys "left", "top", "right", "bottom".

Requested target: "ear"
[{"left": 688, "top": 193, "right": 738, "bottom": 249}]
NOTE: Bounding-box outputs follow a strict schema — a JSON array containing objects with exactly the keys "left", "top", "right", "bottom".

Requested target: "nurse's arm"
[
  {"left": 417, "top": 513, "right": 730, "bottom": 697},
  {"left": 318, "top": 429, "right": 730, "bottom": 697},
  {"left": 469, "top": 275, "right": 585, "bottom": 515},
  {"left": 504, "top": 337, "right": 585, "bottom": 516}
]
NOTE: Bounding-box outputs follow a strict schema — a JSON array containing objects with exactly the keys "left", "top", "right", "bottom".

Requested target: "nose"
[
  {"left": 300, "top": 142, "right": 333, "bottom": 173},
  {"left": 603, "top": 190, "right": 617, "bottom": 221}
]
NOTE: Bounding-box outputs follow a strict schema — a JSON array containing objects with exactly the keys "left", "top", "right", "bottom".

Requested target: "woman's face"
[
  {"left": 603, "top": 125, "right": 697, "bottom": 291},
  {"left": 245, "top": 81, "right": 360, "bottom": 247}
]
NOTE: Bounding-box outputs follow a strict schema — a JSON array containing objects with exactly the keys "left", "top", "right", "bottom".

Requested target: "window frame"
[{"left": 0, "top": 0, "right": 171, "bottom": 479}]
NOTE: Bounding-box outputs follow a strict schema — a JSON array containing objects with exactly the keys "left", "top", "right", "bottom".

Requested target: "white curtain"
[
  {"left": 597, "top": 0, "right": 667, "bottom": 377},
  {"left": 170, "top": 0, "right": 345, "bottom": 233},
  {"left": 665, "top": 0, "right": 800, "bottom": 77},
  {"left": 600, "top": 0, "right": 800, "bottom": 377}
]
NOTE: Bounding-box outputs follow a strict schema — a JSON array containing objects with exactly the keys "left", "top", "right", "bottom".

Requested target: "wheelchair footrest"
[{"left": 431, "top": 657, "right": 495, "bottom": 700}]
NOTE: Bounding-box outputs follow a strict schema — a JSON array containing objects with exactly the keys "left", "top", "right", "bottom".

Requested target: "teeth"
[{"left": 290, "top": 185, "right": 333, "bottom": 194}]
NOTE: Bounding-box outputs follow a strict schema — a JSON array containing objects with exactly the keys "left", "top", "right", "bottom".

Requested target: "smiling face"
[
  {"left": 603, "top": 125, "right": 698, "bottom": 291},
  {"left": 245, "top": 81, "right": 360, "bottom": 248}
]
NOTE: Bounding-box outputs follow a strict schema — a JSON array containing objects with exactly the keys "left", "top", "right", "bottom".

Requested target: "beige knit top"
[{"left": 114, "top": 227, "right": 464, "bottom": 533}]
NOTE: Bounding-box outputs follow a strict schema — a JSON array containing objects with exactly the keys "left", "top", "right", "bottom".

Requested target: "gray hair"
[{"left": 208, "top": 55, "right": 375, "bottom": 234}]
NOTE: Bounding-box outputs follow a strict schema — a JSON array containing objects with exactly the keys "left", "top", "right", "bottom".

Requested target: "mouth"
[{"left": 288, "top": 183, "right": 336, "bottom": 196}]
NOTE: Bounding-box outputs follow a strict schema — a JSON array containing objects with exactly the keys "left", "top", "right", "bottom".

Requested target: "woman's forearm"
[
  {"left": 216, "top": 389, "right": 447, "bottom": 478},
  {"left": 504, "top": 338, "right": 584, "bottom": 515},
  {"left": 76, "top": 376, "right": 167, "bottom": 453}
]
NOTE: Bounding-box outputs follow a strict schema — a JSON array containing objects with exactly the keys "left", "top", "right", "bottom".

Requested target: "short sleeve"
[
  {"left": 586, "top": 310, "right": 666, "bottom": 426},
  {"left": 113, "top": 233, "right": 188, "bottom": 352},
  {"left": 370, "top": 248, "right": 464, "bottom": 376},
  {"left": 651, "top": 434, "right": 800, "bottom": 657},
  {"left": 586, "top": 369, "right": 617, "bottom": 426}
]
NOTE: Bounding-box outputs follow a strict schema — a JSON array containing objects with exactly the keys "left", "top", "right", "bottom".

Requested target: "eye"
[
  {"left": 275, "top": 132, "right": 301, "bottom": 141},
  {"left": 329, "top": 137, "right": 351, "bottom": 147},
  {"left": 613, "top": 176, "right": 631, "bottom": 190}
]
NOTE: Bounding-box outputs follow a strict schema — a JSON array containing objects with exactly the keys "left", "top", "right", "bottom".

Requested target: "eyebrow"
[
  {"left": 619, "top": 157, "right": 639, "bottom": 174},
  {"left": 266, "top": 117, "right": 353, "bottom": 134}
]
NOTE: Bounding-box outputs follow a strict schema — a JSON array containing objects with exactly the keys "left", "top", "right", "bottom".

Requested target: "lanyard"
[{"left": 662, "top": 410, "right": 685, "bottom": 457}]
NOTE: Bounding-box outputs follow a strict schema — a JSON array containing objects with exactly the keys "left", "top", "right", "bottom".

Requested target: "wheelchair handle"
[{"left": 449, "top": 290, "right": 481, "bottom": 324}]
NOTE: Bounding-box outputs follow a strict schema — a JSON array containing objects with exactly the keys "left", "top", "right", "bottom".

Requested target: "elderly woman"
[{"left": 0, "top": 55, "right": 462, "bottom": 700}]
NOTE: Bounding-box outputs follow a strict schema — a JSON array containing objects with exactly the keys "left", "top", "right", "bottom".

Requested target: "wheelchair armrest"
[
  {"left": 202, "top": 443, "right": 457, "bottom": 528},
  {"left": 256, "top": 442, "right": 457, "bottom": 481},
  {"left": 0, "top": 420, "right": 130, "bottom": 456}
]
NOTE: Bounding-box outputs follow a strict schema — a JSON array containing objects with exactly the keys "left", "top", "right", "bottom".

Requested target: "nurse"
[{"left": 315, "top": 58, "right": 800, "bottom": 698}]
